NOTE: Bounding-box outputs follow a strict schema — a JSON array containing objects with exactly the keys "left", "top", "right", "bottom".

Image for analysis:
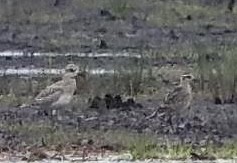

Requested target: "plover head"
[
  {"left": 63, "top": 64, "right": 80, "bottom": 79},
  {"left": 181, "top": 74, "right": 194, "bottom": 81},
  {"left": 180, "top": 74, "right": 194, "bottom": 86},
  {"left": 65, "top": 64, "right": 79, "bottom": 73}
]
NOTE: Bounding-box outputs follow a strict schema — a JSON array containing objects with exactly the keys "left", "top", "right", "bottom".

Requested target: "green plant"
[
  {"left": 5, "top": 123, "right": 79, "bottom": 146},
  {"left": 195, "top": 44, "right": 237, "bottom": 103},
  {"left": 107, "top": 0, "right": 131, "bottom": 19}
]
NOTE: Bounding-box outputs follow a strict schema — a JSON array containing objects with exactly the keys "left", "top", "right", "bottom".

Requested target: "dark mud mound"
[{"left": 89, "top": 94, "right": 142, "bottom": 110}]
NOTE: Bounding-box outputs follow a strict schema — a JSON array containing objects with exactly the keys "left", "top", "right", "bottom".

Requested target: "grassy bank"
[{"left": 2, "top": 122, "right": 237, "bottom": 160}]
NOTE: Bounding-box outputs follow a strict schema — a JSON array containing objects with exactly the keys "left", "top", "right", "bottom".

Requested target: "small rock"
[
  {"left": 89, "top": 96, "right": 105, "bottom": 109},
  {"left": 186, "top": 15, "right": 192, "bottom": 20},
  {"left": 108, "top": 153, "right": 133, "bottom": 161},
  {"left": 104, "top": 94, "right": 114, "bottom": 109},
  {"left": 98, "top": 40, "right": 108, "bottom": 49},
  {"left": 27, "top": 149, "right": 49, "bottom": 162}
]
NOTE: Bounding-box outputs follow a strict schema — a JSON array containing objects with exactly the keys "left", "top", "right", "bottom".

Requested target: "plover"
[
  {"left": 33, "top": 64, "right": 82, "bottom": 118},
  {"left": 163, "top": 74, "right": 194, "bottom": 112},
  {"left": 146, "top": 74, "right": 194, "bottom": 119}
]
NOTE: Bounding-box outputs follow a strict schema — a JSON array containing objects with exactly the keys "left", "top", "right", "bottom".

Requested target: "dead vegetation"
[{"left": 0, "top": 0, "right": 237, "bottom": 160}]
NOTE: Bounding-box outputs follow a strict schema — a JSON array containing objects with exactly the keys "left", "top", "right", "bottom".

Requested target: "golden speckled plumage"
[
  {"left": 163, "top": 74, "right": 193, "bottom": 111},
  {"left": 33, "top": 64, "right": 81, "bottom": 108},
  {"left": 146, "top": 74, "right": 194, "bottom": 120}
]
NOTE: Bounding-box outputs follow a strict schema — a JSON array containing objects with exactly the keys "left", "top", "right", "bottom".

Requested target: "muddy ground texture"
[
  {"left": 0, "top": 1, "right": 236, "bottom": 69},
  {"left": 0, "top": 0, "right": 237, "bottom": 158},
  {"left": 0, "top": 95, "right": 236, "bottom": 152}
]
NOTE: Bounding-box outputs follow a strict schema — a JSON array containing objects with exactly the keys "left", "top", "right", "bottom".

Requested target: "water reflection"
[
  {"left": 0, "top": 51, "right": 141, "bottom": 58},
  {"left": 0, "top": 68, "right": 116, "bottom": 76}
]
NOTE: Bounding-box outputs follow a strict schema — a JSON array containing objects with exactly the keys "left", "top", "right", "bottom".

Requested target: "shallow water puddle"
[
  {"left": 0, "top": 51, "right": 141, "bottom": 58},
  {"left": 0, "top": 51, "right": 144, "bottom": 76},
  {"left": 0, "top": 68, "right": 116, "bottom": 76}
]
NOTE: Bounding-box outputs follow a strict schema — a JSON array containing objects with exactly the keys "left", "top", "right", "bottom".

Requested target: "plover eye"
[
  {"left": 68, "top": 68, "right": 75, "bottom": 72},
  {"left": 182, "top": 75, "right": 192, "bottom": 80},
  {"left": 186, "top": 76, "right": 192, "bottom": 79}
]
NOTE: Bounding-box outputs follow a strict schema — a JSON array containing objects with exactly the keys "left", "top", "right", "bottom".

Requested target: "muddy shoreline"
[{"left": 0, "top": 0, "right": 237, "bottom": 160}]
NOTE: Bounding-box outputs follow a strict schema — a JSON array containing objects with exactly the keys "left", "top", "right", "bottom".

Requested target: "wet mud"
[
  {"left": 0, "top": 95, "right": 236, "bottom": 152},
  {"left": 0, "top": 1, "right": 237, "bottom": 159}
]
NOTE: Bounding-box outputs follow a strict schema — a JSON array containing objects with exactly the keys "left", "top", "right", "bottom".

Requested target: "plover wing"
[{"left": 34, "top": 81, "right": 64, "bottom": 105}]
